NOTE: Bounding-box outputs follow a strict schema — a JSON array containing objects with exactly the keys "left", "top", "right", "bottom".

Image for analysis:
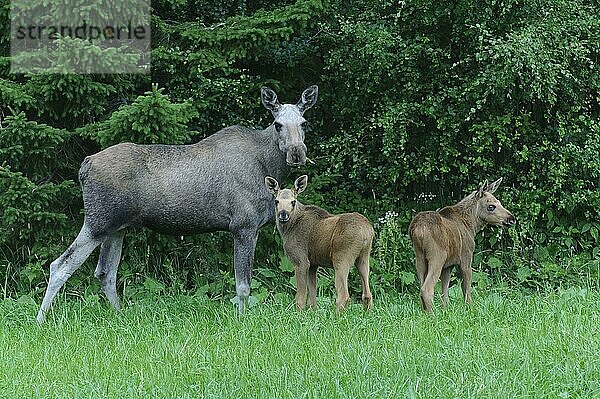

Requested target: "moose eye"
[
  {"left": 291, "top": 200, "right": 296, "bottom": 207},
  {"left": 274, "top": 122, "right": 283, "bottom": 132},
  {"left": 487, "top": 205, "right": 496, "bottom": 212}
]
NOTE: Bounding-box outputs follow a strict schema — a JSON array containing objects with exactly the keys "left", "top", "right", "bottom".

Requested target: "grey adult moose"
[{"left": 36, "top": 85, "right": 319, "bottom": 323}]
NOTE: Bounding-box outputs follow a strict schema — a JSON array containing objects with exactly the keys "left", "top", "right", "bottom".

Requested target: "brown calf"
[
  {"left": 265, "top": 175, "right": 374, "bottom": 312},
  {"left": 408, "top": 178, "right": 516, "bottom": 312}
]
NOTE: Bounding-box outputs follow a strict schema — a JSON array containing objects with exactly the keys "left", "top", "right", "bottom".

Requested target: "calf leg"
[
  {"left": 294, "top": 259, "right": 310, "bottom": 310},
  {"left": 420, "top": 255, "right": 444, "bottom": 313},
  {"left": 459, "top": 255, "right": 473, "bottom": 304},
  {"left": 356, "top": 250, "right": 373, "bottom": 311},
  {"left": 94, "top": 231, "right": 125, "bottom": 310},
  {"left": 232, "top": 228, "right": 258, "bottom": 314},
  {"left": 414, "top": 249, "right": 427, "bottom": 288},
  {"left": 440, "top": 266, "right": 453, "bottom": 308},
  {"left": 307, "top": 264, "right": 318, "bottom": 309},
  {"left": 414, "top": 249, "right": 429, "bottom": 310},
  {"left": 333, "top": 257, "right": 351, "bottom": 312},
  {"left": 37, "top": 224, "right": 102, "bottom": 323}
]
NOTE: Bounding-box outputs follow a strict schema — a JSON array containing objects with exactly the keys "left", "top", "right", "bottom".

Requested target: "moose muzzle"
[
  {"left": 278, "top": 210, "right": 291, "bottom": 223},
  {"left": 286, "top": 144, "right": 307, "bottom": 167},
  {"left": 503, "top": 214, "right": 517, "bottom": 227}
]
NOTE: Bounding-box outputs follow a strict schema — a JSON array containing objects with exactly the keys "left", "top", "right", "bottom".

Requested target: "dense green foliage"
[
  {"left": 1, "top": 290, "right": 599, "bottom": 397},
  {"left": 0, "top": 0, "right": 598, "bottom": 302}
]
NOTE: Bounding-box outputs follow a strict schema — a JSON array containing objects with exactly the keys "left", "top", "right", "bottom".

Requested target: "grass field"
[{"left": 1, "top": 288, "right": 599, "bottom": 398}]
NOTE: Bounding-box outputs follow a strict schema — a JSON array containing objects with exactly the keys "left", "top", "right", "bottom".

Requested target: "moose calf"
[
  {"left": 409, "top": 178, "right": 516, "bottom": 312},
  {"left": 265, "top": 175, "right": 374, "bottom": 312}
]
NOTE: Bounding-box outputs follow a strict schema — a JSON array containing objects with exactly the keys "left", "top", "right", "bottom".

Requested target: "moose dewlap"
[
  {"left": 409, "top": 178, "right": 516, "bottom": 312},
  {"left": 265, "top": 175, "right": 374, "bottom": 312}
]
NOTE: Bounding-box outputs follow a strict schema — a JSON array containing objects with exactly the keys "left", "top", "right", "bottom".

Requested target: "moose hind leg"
[
  {"left": 307, "top": 265, "right": 318, "bottom": 309},
  {"left": 94, "top": 231, "right": 125, "bottom": 310},
  {"left": 414, "top": 249, "right": 427, "bottom": 288},
  {"left": 37, "top": 224, "right": 102, "bottom": 323},
  {"left": 414, "top": 249, "right": 428, "bottom": 310},
  {"left": 420, "top": 256, "right": 444, "bottom": 313},
  {"left": 232, "top": 228, "right": 258, "bottom": 314},
  {"left": 356, "top": 250, "right": 373, "bottom": 310},
  {"left": 333, "top": 256, "right": 352, "bottom": 312}
]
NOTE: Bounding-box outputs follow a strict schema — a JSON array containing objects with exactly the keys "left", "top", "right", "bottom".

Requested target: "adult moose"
[
  {"left": 36, "top": 85, "right": 319, "bottom": 323},
  {"left": 409, "top": 178, "right": 516, "bottom": 313}
]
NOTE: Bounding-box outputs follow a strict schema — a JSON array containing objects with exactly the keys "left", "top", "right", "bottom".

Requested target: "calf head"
[
  {"left": 473, "top": 178, "right": 516, "bottom": 227},
  {"left": 261, "top": 86, "right": 318, "bottom": 167},
  {"left": 264, "top": 175, "right": 308, "bottom": 224}
]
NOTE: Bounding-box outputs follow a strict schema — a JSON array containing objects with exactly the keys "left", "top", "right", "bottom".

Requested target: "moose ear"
[
  {"left": 261, "top": 87, "right": 281, "bottom": 113},
  {"left": 296, "top": 85, "right": 318, "bottom": 114},
  {"left": 293, "top": 175, "right": 308, "bottom": 194},
  {"left": 477, "top": 179, "right": 489, "bottom": 198},
  {"left": 485, "top": 177, "right": 503, "bottom": 194},
  {"left": 265, "top": 176, "right": 280, "bottom": 196}
]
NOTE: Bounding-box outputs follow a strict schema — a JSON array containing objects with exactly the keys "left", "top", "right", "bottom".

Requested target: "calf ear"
[
  {"left": 485, "top": 177, "right": 503, "bottom": 194},
  {"left": 477, "top": 179, "right": 489, "bottom": 198},
  {"left": 265, "top": 176, "right": 280, "bottom": 196},
  {"left": 296, "top": 85, "right": 318, "bottom": 114},
  {"left": 261, "top": 87, "right": 281, "bottom": 113},
  {"left": 294, "top": 175, "right": 308, "bottom": 194}
]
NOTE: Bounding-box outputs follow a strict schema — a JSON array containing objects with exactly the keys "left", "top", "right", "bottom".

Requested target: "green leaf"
[
  {"left": 398, "top": 271, "right": 415, "bottom": 285},
  {"left": 516, "top": 266, "right": 532, "bottom": 282},
  {"left": 279, "top": 253, "right": 295, "bottom": 272},
  {"left": 143, "top": 277, "right": 165, "bottom": 294},
  {"left": 488, "top": 257, "right": 503, "bottom": 269}
]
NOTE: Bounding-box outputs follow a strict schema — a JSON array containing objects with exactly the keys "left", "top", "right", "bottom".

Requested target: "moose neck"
[
  {"left": 453, "top": 195, "right": 486, "bottom": 234},
  {"left": 260, "top": 124, "right": 289, "bottom": 182}
]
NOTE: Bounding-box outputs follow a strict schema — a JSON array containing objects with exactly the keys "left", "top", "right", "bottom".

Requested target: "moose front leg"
[
  {"left": 232, "top": 228, "right": 258, "bottom": 314},
  {"left": 293, "top": 259, "right": 310, "bottom": 310},
  {"left": 459, "top": 255, "right": 473, "bottom": 304},
  {"left": 440, "top": 266, "right": 452, "bottom": 308}
]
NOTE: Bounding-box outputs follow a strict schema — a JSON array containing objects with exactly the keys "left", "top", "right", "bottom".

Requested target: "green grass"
[{"left": 1, "top": 288, "right": 599, "bottom": 398}]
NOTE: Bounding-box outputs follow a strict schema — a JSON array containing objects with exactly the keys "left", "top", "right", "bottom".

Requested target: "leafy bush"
[
  {"left": 82, "top": 85, "right": 198, "bottom": 147},
  {"left": 371, "top": 211, "right": 417, "bottom": 296}
]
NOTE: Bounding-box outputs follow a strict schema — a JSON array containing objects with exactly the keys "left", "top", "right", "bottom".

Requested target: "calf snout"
[
  {"left": 504, "top": 214, "right": 517, "bottom": 227},
  {"left": 286, "top": 144, "right": 307, "bottom": 166},
  {"left": 278, "top": 210, "right": 290, "bottom": 223}
]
